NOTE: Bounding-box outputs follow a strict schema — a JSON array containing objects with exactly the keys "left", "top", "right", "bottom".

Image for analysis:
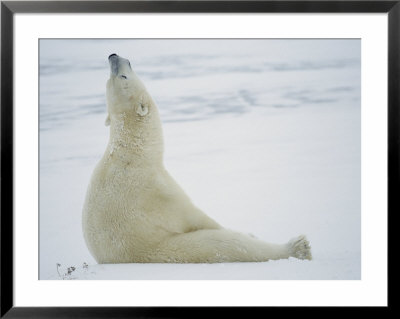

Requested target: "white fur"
[{"left": 82, "top": 55, "right": 312, "bottom": 263}]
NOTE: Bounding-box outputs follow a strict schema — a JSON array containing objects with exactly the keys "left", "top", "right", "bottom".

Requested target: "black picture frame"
[{"left": 1, "top": 0, "right": 395, "bottom": 317}]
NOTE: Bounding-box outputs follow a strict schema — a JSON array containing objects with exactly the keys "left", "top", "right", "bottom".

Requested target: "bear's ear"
[
  {"left": 136, "top": 103, "right": 148, "bottom": 116},
  {"left": 105, "top": 115, "right": 111, "bottom": 126}
]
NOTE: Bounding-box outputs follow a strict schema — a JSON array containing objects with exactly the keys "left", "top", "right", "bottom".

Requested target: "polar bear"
[{"left": 82, "top": 54, "right": 312, "bottom": 264}]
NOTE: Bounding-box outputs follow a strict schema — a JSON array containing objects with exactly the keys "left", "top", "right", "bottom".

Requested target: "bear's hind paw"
[{"left": 287, "top": 235, "right": 312, "bottom": 260}]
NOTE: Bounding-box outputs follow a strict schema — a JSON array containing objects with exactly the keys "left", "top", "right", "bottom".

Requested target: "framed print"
[{"left": 1, "top": 0, "right": 395, "bottom": 317}]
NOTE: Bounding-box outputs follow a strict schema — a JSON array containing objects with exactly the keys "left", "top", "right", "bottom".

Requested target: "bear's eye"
[{"left": 120, "top": 75, "right": 127, "bottom": 79}]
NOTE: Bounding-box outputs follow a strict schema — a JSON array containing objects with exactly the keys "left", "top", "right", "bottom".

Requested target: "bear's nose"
[{"left": 108, "top": 53, "right": 118, "bottom": 59}]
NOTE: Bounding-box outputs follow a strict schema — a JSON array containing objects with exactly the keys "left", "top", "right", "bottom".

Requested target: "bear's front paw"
[{"left": 287, "top": 235, "right": 312, "bottom": 260}]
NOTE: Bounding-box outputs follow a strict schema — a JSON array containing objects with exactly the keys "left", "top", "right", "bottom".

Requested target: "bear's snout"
[
  {"left": 108, "top": 54, "right": 132, "bottom": 77},
  {"left": 109, "top": 54, "right": 120, "bottom": 76}
]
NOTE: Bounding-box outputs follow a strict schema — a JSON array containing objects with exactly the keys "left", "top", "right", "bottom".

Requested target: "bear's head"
[
  {"left": 105, "top": 54, "right": 164, "bottom": 159},
  {"left": 106, "top": 54, "right": 157, "bottom": 126}
]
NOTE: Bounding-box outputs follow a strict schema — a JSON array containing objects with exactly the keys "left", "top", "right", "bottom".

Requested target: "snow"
[{"left": 39, "top": 39, "right": 360, "bottom": 280}]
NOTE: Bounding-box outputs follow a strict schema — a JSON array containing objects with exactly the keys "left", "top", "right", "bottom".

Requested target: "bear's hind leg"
[{"left": 150, "top": 229, "right": 299, "bottom": 263}]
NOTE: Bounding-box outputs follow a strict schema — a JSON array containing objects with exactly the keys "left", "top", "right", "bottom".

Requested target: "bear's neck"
[{"left": 105, "top": 114, "right": 164, "bottom": 166}]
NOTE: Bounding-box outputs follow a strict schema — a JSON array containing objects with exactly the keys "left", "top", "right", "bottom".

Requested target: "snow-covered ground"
[{"left": 39, "top": 39, "right": 360, "bottom": 280}]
